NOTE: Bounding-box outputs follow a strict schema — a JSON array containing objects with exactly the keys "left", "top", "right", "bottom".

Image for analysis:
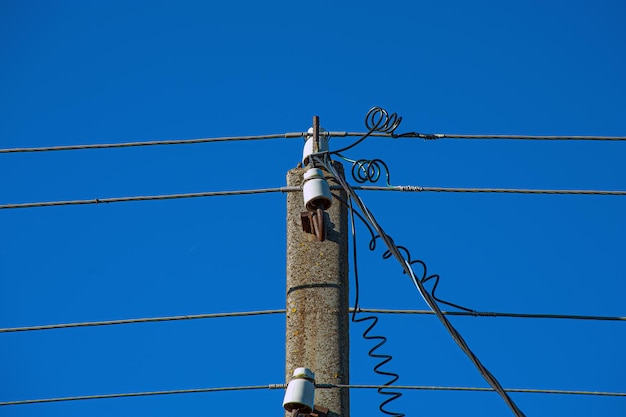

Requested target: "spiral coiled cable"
[
  {"left": 351, "top": 159, "right": 391, "bottom": 186},
  {"left": 331, "top": 107, "right": 404, "bottom": 155},
  {"left": 365, "top": 107, "right": 402, "bottom": 134},
  {"left": 318, "top": 148, "right": 527, "bottom": 417},
  {"left": 347, "top": 195, "right": 405, "bottom": 417}
]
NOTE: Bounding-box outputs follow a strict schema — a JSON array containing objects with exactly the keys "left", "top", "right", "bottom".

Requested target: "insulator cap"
[
  {"left": 302, "top": 127, "right": 328, "bottom": 165},
  {"left": 283, "top": 367, "right": 315, "bottom": 413},
  {"left": 302, "top": 168, "right": 332, "bottom": 211}
]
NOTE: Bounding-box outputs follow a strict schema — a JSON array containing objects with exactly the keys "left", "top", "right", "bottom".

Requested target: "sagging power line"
[
  {"left": 2, "top": 383, "right": 623, "bottom": 407},
  {"left": 1, "top": 129, "right": 625, "bottom": 155},
  {"left": 1, "top": 307, "right": 623, "bottom": 334},
  {"left": 2, "top": 185, "right": 624, "bottom": 210}
]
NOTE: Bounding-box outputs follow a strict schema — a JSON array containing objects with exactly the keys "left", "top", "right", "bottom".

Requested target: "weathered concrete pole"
[{"left": 286, "top": 162, "right": 349, "bottom": 417}]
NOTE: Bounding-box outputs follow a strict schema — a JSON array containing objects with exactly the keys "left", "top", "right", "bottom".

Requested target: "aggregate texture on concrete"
[{"left": 286, "top": 162, "right": 349, "bottom": 417}]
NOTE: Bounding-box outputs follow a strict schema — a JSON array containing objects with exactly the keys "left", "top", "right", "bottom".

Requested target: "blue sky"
[{"left": 1, "top": 1, "right": 625, "bottom": 416}]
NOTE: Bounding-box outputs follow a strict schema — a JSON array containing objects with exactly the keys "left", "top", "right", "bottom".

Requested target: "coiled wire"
[
  {"left": 320, "top": 148, "right": 526, "bottom": 417},
  {"left": 352, "top": 159, "right": 391, "bottom": 186},
  {"left": 365, "top": 107, "right": 403, "bottom": 134},
  {"left": 347, "top": 195, "right": 405, "bottom": 417},
  {"left": 331, "top": 107, "right": 404, "bottom": 154},
  {"left": 332, "top": 171, "right": 473, "bottom": 417},
  {"left": 373, "top": 236, "right": 475, "bottom": 313}
]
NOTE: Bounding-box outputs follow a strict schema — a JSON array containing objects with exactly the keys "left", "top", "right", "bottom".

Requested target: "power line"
[
  {"left": 0, "top": 132, "right": 387, "bottom": 154},
  {"left": 0, "top": 310, "right": 284, "bottom": 333},
  {"left": 2, "top": 308, "right": 623, "bottom": 334},
  {"left": 322, "top": 384, "right": 626, "bottom": 397},
  {"left": 322, "top": 153, "right": 528, "bottom": 416},
  {"left": 2, "top": 131, "right": 624, "bottom": 155},
  {"left": 398, "top": 132, "right": 626, "bottom": 141},
  {"left": 0, "top": 187, "right": 300, "bottom": 210},
  {"left": 354, "top": 185, "right": 626, "bottom": 195},
  {"left": 3, "top": 184, "right": 624, "bottom": 210},
  {"left": 359, "top": 309, "right": 626, "bottom": 322},
  {"left": 2, "top": 383, "right": 623, "bottom": 407},
  {"left": 0, "top": 385, "right": 280, "bottom": 406},
  {"left": 0, "top": 133, "right": 300, "bottom": 153}
]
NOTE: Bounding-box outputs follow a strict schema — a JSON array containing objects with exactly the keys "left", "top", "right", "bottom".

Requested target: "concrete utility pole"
[{"left": 285, "top": 121, "right": 349, "bottom": 417}]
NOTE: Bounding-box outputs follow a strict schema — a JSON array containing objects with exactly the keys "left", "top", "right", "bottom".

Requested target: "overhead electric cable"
[
  {"left": 0, "top": 187, "right": 300, "bottom": 210},
  {"left": 2, "top": 308, "right": 622, "bottom": 334},
  {"left": 353, "top": 185, "right": 626, "bottom": 195},
  {"left": 3, "top": 130, "right": 623, "bottom": 155},
  {"left": 358, "top": 309, "right": 626, "bottom": 321},
  {"left": 395, "top": 132, "right": 626, "bottom": 141},
  {"left": 0, "top": 132, "right": 391, "bottom": 154},
  {"left": 0, "top": 385, "right": 281, "bottom": 406},
  {"left": 320, "top": 149, "right": 527, "bottom": 416},
  {"left": 2, "top": 383, "right": 623, "bottom": 407},
  {"left": 3, "top": 184, "right": 624, "bottom": 210},
  {"left": 320, "top": 384, "right": 626, "bottom": 397},
  {"left": 0, "top": 310, "right": 284, "bottom": 333},
  {"left": 0, "top": 133, "right": 300, "bottom": 153}
]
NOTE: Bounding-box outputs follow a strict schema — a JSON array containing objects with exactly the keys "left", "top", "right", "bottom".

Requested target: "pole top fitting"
[{"left": 303, "top": 127, "right": 328, "bottom": 166}]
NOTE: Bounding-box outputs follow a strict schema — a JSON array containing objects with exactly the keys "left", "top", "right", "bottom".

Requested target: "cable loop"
[
  {"left": 365, "top": 107, "right": 403, "bottom": 135},
  {"left": 351, "top": 159, "right": 391, "bottom": 185}
]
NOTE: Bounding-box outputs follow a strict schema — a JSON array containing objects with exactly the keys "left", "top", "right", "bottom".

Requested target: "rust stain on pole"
[{"left": 286, "top": 163, "right": 349, "bottom": 417}]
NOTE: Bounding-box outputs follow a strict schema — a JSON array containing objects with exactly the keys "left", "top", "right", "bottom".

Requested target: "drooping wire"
[
  {"left": 392, "top": 132, "right": 626, "bottom": 141},
  {"left": 371, "top": 236, "right": 476, "bottom": 313},
  {"left": 346, "top": 193, "right": 405, "bottom": 417},
  {"left": 2, "top": 307, "right": 623, "bottom": 334},
  {"left": 319, "top": 152, "right": 527, "bottom": 417},
  {"left": 0, "top": 309, "right": 285, "bottom": 333},
  {"left": 3, "top": 383, "right": 623, "bottom": 407},
  {"left": 333, "top": 190, "right": 475, "bottom": 314},
  {"left": 334, "top": 188, "right": 474, "bottom": 414},
  {"left": 0, "top": 187, "right": 299, "bottom": 210}
]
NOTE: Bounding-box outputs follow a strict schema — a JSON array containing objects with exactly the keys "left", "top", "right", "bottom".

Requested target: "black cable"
[
  {"left": 348, "top": 195, "right": 405, "bottom": 417},
  {"left": 0, "top": 310, "right": 284, "bottom": 333},
  {"left": 0, "top": 385, "right": 281, "bottom": 406},
  {"left": 322, "top": 384, "right": 626, "bottom": 397},
  {"left": 0, "top": 187, "right": 299, "bottom": 210},
  {"left": 358, "top": 309, "right": 626, "bottom": 321},
  {"left": 321, "top": 152, "right": 527, "bottom": 417},
  {"left": 0, "top": 133, "right": 306, "bottom": 153},
  {"left": 3, "top": 307, "right": 621, "bottom": 334},
  {"left": 352, "top": 185, "right": 626, "bottom": 196},
  {"left": 2, "top": 130, "right": 624, "bottom": 155},
  {"left": 350, "top": 158, "right": 391, "bottom": 186},
  {"left": 3, "top": 184, "right": 623, "bottom": 211},
  {"left": 394, "top": 132, "right": 626, "bottom": 141},
  {"left": 330, "top": 107, "right": 403, "bottom": 155},
  {"left": 3, "top": 383, "right": 622, "bottom": 407}
]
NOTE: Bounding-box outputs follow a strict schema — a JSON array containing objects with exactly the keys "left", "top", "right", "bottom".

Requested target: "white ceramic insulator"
[
  {"left": 283, "top": 368, "right": 315, "bottom": 413},
  {"left": 302, "top": 168, "right": 332, "bottom": 211},
  {"left": 302, "top": 127, "right": 328, "bottom": 165}
]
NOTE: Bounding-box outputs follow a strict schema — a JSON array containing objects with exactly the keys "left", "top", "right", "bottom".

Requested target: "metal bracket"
[
  {"left": 300, "top": 207, "right": 326, "bottom": 242},
  {"left": 310, "top": 405, "right": 329, "bottom": 417},
  {"left": 288, "top": 405, "right": 328, "bottom": 417}
]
